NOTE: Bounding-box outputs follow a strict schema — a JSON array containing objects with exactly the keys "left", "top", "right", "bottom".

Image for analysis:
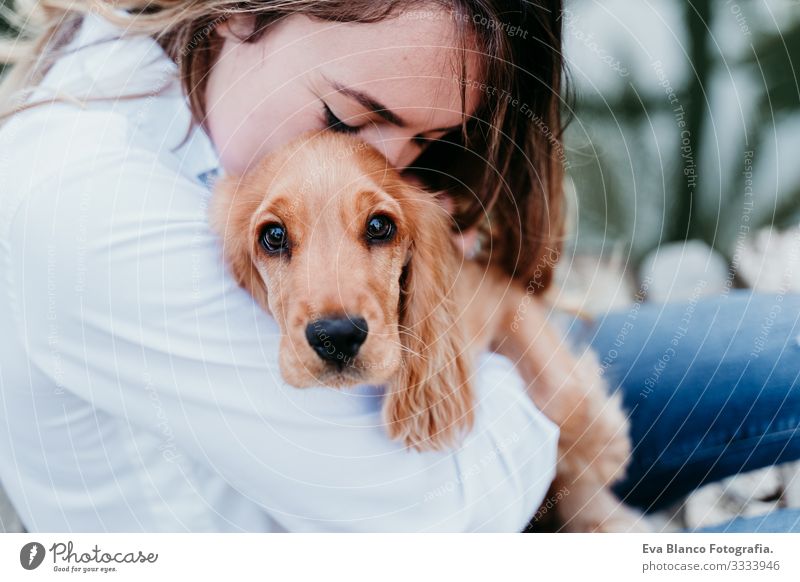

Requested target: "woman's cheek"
[{"left": 210, "top": 91, "right": 320, "bottom": 175}]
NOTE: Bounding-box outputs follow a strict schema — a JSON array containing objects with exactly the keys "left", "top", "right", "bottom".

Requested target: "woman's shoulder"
[
  {"left": 0, "top": 10, "right": 218, "bottom": 225},
  {"left": 0, "top": 100, "right": 205, "bottom": 242},
  {"left": 1, "top": 103, "right": 228, "bottom": 335},
  {"left": 0, "top": 104, "right": 121, "bottom": 243},
  {"left": 2, "top": 102, "right": 131, "bottom": 181}
]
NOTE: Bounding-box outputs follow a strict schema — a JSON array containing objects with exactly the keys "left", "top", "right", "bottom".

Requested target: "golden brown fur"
[{"left": 211, "top": 131, "right": 646, "bottom": 531}]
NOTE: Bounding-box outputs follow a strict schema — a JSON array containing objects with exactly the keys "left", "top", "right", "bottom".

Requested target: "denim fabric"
[
  {"left": 568, "top": 290, "right": 800, "bottom": 514},
  {"left": 690, "top": 508, "right": 800, "bottom": 533}
]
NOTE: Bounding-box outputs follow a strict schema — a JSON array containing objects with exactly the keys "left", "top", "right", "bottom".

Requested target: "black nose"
[{"left": 305, "top": 316, "right": 369, "bottom": 363}]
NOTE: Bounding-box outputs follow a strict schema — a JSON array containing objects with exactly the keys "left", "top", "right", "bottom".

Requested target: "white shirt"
[{"left": 0, "top": 12, "right": 558, "bottom": 532}]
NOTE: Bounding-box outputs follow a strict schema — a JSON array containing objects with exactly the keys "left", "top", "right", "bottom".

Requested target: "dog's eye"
[
  {"left": 259, "top": 223, "right": 289, "bottom": 253},
  {"left": 366, "top": 215, "right": 395, "bottom": 242}
]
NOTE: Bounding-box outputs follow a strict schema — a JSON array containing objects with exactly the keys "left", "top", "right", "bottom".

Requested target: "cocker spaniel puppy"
[{"left": 210, "top": 131, "right": 645, "bottom": 532}]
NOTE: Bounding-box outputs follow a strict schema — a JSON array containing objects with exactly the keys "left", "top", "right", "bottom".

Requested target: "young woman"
[{"left": 0, "top": 1, "right": 797, "bottom": 532}]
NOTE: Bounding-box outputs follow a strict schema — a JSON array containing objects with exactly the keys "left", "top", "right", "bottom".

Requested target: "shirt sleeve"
[{"left": 6, "top": 123, "right": 558, "bottom": 532}]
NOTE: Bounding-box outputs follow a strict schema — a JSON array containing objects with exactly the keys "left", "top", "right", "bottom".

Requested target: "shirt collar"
[{"left": 167, "top": 87, "right": 224, "bottom": 190}]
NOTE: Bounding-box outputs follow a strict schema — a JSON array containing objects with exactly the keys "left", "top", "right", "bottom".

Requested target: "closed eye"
[{"left": 323, "top": 102, "right": 360, "bottom": 135}]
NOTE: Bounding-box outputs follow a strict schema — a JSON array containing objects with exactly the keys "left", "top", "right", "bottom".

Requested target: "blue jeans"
[
  {"left": 568, "top": 290, "right": 800, "bottom": 532},
  {"left": 693, "top": 509, "right": 800, "bottom": 532}
]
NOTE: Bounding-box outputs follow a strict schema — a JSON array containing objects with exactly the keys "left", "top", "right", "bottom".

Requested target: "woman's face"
[{"left": 205, "top": 9, "right": 481, "bottom": 177}]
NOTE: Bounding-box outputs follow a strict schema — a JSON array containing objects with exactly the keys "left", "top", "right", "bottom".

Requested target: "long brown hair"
[{"left": 0, "top": 0, "right": 566, "bottom": 288}]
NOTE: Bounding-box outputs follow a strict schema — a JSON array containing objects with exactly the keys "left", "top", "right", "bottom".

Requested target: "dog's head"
[{"left": 211, "top": 131, "right": 474, "bottom": 450}]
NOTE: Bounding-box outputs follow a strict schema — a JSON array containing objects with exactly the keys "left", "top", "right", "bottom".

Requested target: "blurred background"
[
  {"left": 555, "top": 0, "right": 800, "bottom": 529},
  {"left": 560, "top": 0, "right": 800, "bottom": 293},
  {"left": 0, "top": 0, "right": 798, "bottom": 532}
]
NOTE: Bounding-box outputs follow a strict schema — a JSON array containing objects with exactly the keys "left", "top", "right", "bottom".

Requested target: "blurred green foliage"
[
  {"left": 0, "top": 1, "right": 17, "bottom": 77},
  {"left": 0, "top": 0, "right": 17, "bottom": 35},
  {"left": 565, "top": 1, "right": 800, "bottom": 266}
]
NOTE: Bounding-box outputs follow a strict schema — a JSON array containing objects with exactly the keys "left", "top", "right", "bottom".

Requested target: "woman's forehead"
[
  {"left": 301, "top": 12, "right": 483, "bottom": 126},
  {"left": 325, "top": 60, "right": 481, "bottom": 127}
]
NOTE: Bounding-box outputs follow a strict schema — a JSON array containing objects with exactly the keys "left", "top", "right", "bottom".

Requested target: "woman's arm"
[{"left": 3, "top": 108, "right": 558, "bottom": 532}]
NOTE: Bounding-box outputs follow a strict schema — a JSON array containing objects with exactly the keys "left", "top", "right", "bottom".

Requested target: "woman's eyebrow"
[
  {"left": 325, "top": 76, "right": 407, "bottom": 127},
  {"left": 324, "top": 75, "right": 464, "bottom": 135}
]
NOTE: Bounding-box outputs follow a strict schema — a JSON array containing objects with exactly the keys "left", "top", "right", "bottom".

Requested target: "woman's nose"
[{"left": 362, "top": 129, "right": 420, "bottom": 170}]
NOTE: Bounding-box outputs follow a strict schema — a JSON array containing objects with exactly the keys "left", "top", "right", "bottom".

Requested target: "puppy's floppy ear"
[
  {"left": 384, "top": 191, "right": 474, "bottom": 451},
  {"left": 209, "top": 173, "right": 269, "bottom": 310}
]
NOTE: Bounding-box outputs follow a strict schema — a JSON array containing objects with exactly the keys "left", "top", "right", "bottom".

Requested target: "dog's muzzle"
[{"left": 305, "top": 316, "right": 369, "bottom": 364}]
